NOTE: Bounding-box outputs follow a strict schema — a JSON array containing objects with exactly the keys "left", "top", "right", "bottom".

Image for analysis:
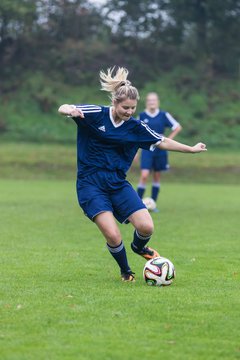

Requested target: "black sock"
[
  {"left": 106, "top": 241, "right": 131, "bottom": 274},
  {"left": 131, "top": 230, "right": 151, "bottom": 252}
]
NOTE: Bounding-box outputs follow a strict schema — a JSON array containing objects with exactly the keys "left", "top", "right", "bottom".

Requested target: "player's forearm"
[
  {"left": 168, "top": 125, "right": 182, "bottom": 140},
  {"left": 159, "top": 137, "right": 192, "bottom": 152},
  {"left": 158, "top": 137, "right": 207, "bottom": 153}
]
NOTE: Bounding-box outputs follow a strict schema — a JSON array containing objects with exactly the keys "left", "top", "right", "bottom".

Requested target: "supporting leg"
[{"left": 94, "top": 211, "right": 133, "bottom": 278}]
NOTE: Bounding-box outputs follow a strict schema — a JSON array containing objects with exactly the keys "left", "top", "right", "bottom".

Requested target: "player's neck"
[
  {"left": 147, "top": 108, "right": 158, "bottom": 114},
  {"left": 145, "top": 108, "right": 160, "bottom": 117},
  {"left": 111, "top": 108, "right": 123, "bottom": 124}
]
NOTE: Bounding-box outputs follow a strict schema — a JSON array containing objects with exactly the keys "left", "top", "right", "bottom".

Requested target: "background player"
[
  {"left": 58, "top": 67, "right": 207, "bottom": 282},
  {"left": 137, "top": 93, "right": 182, "bottom": 210}
]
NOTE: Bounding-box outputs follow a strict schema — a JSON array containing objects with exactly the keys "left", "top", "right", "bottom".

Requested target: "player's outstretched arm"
[
  {"left": 58, "top": 104, "right": 84, "bottom": 118},
  {"left": 158, "top": 137, "right": 207, "bottom": 153}
]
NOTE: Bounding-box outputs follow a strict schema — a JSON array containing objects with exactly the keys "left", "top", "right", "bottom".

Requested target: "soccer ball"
[
  {"left": 142, "top": 197, "right": 156, "bottom": 211},
  {"left": 143, "top": 257, "right": 176, "bottom": 286}
]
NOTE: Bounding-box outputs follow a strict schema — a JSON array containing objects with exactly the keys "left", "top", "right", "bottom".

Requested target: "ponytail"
[{"left": 100, "top": 67, "right": 139, "bottom": 102}]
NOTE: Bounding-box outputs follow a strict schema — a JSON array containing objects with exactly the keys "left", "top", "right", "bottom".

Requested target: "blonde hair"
[
  {"left": 100, "top": 67, "right": 139, "bottom": 103},
  {"left": 146, "top": 92, "right": 159, "bottom": 99}
]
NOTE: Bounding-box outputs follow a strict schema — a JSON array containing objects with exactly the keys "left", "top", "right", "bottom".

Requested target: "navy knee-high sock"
[
  {"left": 151, "top": 182, "right": 160, "bottom": 202},
  {"left": 137, "top": 184, "right": 146, "bottom": 199},
  {"left": 131, "top": 230, "right": 151, "bottom": 252},
  {"left": 107, "top": 241, "right": 131, "bottom": 274}
]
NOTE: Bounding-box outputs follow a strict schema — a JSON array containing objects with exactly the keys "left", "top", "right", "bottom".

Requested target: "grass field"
[
  {"left": 0, "top": 142, "right": 239, "bottom": 184},
  {"left": 1, "top": 175, "right": 239, "bottom": 359}
]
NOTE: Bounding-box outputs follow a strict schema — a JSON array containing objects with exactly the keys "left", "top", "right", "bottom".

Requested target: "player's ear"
[{"left": 112, "top": 99, "right": 118, "bottom": 108}]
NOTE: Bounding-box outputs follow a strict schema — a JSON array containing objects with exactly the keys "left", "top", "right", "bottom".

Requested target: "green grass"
[
  {"left": 1, "top": 179, "right": 239, "bottom": 360},
  {"left": 0, "top": 142, "right": 239, "bottom": 184}
]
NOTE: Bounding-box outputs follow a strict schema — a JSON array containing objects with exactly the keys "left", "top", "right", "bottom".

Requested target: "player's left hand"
[{"left": 192, "top": 143, "right": 207, "bottom": 153}]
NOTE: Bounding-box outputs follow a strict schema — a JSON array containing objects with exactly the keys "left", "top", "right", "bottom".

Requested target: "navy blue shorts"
[
  {"left": 76, "top": 170, "right": 146, "bottom": 223},
  {"left": 141, "top": 149, "right": 169, "bottom": 171}
]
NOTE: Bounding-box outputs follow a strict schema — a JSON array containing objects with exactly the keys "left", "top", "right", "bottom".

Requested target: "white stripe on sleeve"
[
  {"left": 75, "top": 105, "right": 102, "bottom": 114},
  {"left": 140, "top": 121, "right": 164, "bottom": 151},
  {"left": 150, "top": 139, "right": 164, "bottom": 151},
  {"left": 140, "top": 121, "right": 163, "bottom": 140},
  {"left": 166, "top": 112, "right": 180, "bottom": 130}
]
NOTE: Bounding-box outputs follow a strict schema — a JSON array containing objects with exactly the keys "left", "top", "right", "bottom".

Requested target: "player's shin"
[
  {"left": 131, "top": 230, "right": 151, "bottom": 252},
  {"left": 151, "top": 182, "right": 160, "bottom": 201},
  {"left": 137, "top": 184, "right": 146, "bottom": 199},
  {"left": 106, "top": 241, "right": 131, "bottom": 274},
  {"left": 131, "top": 230, "right": 160, "bottom": 260}
]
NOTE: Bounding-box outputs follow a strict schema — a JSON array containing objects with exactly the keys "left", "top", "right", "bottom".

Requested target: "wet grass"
[{"left": 1, "top": 179, "right": 239, "bottom": 360}]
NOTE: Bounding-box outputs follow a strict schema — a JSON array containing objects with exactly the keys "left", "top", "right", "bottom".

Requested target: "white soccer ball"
[
  {"left": 142, "top": 197, "right": 156, "bottom": 211},
  {"left": 143, "top": 257, "right": 176, "bottom": 286}
]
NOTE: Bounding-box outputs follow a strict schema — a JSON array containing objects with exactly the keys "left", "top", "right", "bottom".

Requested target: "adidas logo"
[{"left": 98, "top": 125, "right": 106, "bottom": 132}]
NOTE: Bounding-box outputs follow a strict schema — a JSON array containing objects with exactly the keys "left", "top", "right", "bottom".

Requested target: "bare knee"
[
  {"left": 140, "top": 170, "right": 150, "bottom": 184},
  {"left": 94, "top": 212, "right": 122, "bottom": 246},
  {"left": 137, "top": 220, "right": 154, "bottom": 236},
  {"left": 129, "top": 209, "right": 154, "bottom": 236},
  {"left": 104, "top": 228, "right": 122, "bottom": 246}
]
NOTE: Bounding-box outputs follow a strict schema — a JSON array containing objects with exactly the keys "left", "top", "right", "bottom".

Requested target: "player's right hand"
[{"left": 70, "top": 107, "right": 85, "bottom": 118}]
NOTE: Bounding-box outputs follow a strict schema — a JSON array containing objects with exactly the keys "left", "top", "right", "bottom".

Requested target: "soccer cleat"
[
  {"left": 152, "top": 208, "right": 160, "bottom": 213},
  {"left": 131, "top": 243, "right": 160, "bottom": 260},
  {"left": 121, "top": 271, "right": 135, "bottom": 282}
]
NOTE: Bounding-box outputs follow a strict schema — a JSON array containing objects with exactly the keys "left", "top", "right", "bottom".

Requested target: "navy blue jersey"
[
  {"left": 139, "top": 109, "right": 180, "bottom": 134},
  {"left": 139, "top": 109, "right": 180, "bottom": 155},
  {"left": 72, "top": 105, "right": 163, "bottom": 179}
]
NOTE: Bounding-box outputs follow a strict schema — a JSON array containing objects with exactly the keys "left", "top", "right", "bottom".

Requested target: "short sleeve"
[
  {"left": 165, "top": 112, "right": 180, "bottom": 130},
  {"left": 137, "top": 121, "right": 164, "bottom": 151},
  {"left": 71, "top": 104, "right": 102, "bottom": 125}
]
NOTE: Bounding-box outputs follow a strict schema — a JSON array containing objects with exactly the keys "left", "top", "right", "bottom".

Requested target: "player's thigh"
[
  {"left": 77, "top": 179, "right": 113, "bottom": 221},
  {"left": 111, "top": 182, "right": 146, "bottom": 224},
  {"left": 94, "top": 211, "right": 122, "bottom": 246},
  {"left": 128, "top": 208, "right": 154, "bottom": 235}
]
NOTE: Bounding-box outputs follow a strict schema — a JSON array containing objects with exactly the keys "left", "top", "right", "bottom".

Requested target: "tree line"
[{"left": 0, "top": 0, "right": 239, "bottom": 88}]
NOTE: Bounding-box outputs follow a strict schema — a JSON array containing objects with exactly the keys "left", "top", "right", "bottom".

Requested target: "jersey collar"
[
  {"left": 109, "top": 107, "right": 125, "bottom": 128},
  {"left": 145, "top": 109, "right": 160, "bottom": 118}
]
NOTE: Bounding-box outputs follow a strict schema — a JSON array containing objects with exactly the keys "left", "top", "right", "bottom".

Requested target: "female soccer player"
[
  {"left": 58, "top": 67, "right": 207, "bottom": 282},
  {"left": 137, "top": 92, "right": 182, "bottom": 210}
]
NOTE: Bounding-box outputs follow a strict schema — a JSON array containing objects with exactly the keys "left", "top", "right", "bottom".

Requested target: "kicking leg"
[{"left": 128, "top": 209, "right": 160, "bottom": 260}]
